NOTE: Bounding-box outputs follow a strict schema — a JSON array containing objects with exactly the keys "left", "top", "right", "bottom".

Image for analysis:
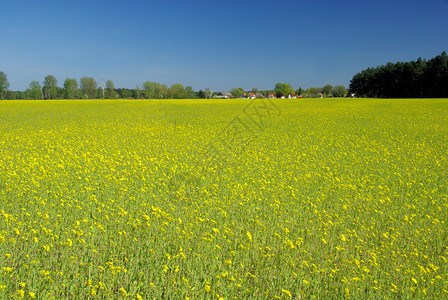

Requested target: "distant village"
[{"left": 215, "top": 92, "right": 303, "bottom": 99}]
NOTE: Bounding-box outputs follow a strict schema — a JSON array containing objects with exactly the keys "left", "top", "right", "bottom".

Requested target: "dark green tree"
[
  {"left": 197, "top": 90, "right": 205, "bottom": 99},
  {"left": 349, "top": 51, "right": 448, "bottom": 98}
]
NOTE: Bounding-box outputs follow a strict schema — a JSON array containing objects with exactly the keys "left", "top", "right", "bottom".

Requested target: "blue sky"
[{"left": 2, "top": 0, "right": 448, "bottom": 91}]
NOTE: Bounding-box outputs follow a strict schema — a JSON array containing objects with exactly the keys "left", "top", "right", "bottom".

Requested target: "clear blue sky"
[{"left": 2, "top": 0, "right": 448, "bottom": 92}]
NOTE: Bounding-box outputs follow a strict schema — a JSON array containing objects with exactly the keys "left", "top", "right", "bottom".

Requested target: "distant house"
[
  {"left": 240, "top": 93, "right": 257, "bottom": 99},
  {"left": 215, "top": 92, "right": 233, "bottom": 99},
  {"left": 287, "top": 94, "right": 302, "bottom": 99},
  {"left": 267, "top": 93, "right": 277, "bottom": 98}
]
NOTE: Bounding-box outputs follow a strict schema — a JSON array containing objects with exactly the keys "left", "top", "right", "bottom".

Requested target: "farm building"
[{"left": 215, "top": 92, "right": 233, "bottom": 99}]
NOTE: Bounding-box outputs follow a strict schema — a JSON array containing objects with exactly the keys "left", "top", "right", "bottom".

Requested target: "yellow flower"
[
  {"left": 246, "top": 231, "right": 253, "bottom": 242},
  {"left": 119, "top": 287, "right": 127, "bottom": 297},
  {"left": 282, "top": 289, "right": 292, "bottom": 298}
]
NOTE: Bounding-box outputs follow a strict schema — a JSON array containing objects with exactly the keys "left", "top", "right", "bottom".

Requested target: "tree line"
[
  {"left": 0, "top": 77, "right": 197, "bottom": 100},
  {"left": 349, "top": 51, "right": 448, "bottom": 98},
  {"left": 0, "top": 73, "right": 348, "bottom": 100}
]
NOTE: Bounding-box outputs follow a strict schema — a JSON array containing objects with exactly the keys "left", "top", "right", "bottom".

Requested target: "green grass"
[{"left": 0, "top": 98, "right": 447, "bottom": 299}]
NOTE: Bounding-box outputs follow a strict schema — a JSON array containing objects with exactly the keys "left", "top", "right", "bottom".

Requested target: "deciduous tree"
[
  {"left": 43, "top": 75, "right": 57, "bottom": 99},
  {"left": 185, "top": 86, "right": 194, "bottom": 99},
  {"left": 143, "top": 81, "right": 166, "bottom": 99},
  {"left": 64, "top": 78, "right": 78, "bottom": 99},
  {"left": 274, "top": 83, "right": 294, "bottom": 97},
  {"left": 0, "top": 71, "right": 10, "bottom": 99},
  {"left": 28, "top": 81, "right": 42, "bottom": 99},
  {"left": 231, "top": 88, "right": 244, "bottom": 98},
  {"left": 5, "top": 90, "right": 15, "bottom": 100},
  {"left": 204, "top": 88, "right": 212, "bottom": 99},
  {"left": 306, "top": 87, "right": 320, "bottom": 97},
  {"left": 334, "top": 85, "right": 347, "bottom": 97},
  {"left": 135, "top": 85, "right": 141, "bottom": 99},
  {"left": 168, "top": 83, "right": 187, "bottom": 99},
  {"left": 106, "top": 80, "right": 115, "bottom": 99},
  {"left": 322, "top": 84, "right": 334, "bottom": 97},
  {"left": 80, "top": 77, "right": 97, "bottom": 98}
]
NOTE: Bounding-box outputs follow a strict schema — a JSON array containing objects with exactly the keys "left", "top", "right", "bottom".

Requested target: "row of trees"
[
  {"left": 0, "top": 73, "right": 347, "bottom": 100},
  {"left": 349, "top": 51, "right": 448, "bottom": 98},
  {"left": 0, "top": 75, "right": 199, "bottom": 100}
]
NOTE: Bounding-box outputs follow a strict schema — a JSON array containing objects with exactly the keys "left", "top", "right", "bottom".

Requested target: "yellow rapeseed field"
[{"left": 0, "top": 98, "right": 447, "bottom": 299}]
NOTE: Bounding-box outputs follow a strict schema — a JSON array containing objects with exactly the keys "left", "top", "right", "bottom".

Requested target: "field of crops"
[{"left": 0, "top": 98, "right": 447, "bottom": 299}]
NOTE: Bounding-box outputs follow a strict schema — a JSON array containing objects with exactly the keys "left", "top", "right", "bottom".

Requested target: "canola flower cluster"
[{"left": 0, "top": 98, "right": 447, "bottom": 299}]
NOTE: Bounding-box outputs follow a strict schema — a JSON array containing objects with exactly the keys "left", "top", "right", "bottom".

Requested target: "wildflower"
[
  {"left": 282, "top": 289, "right": 292, "bottom": 298},
  {"left": 247, "top": 231, "right": 253, "bottom": 242},
  {"left": 119, "top": 287, "right": 127, "bottom": 297}
]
